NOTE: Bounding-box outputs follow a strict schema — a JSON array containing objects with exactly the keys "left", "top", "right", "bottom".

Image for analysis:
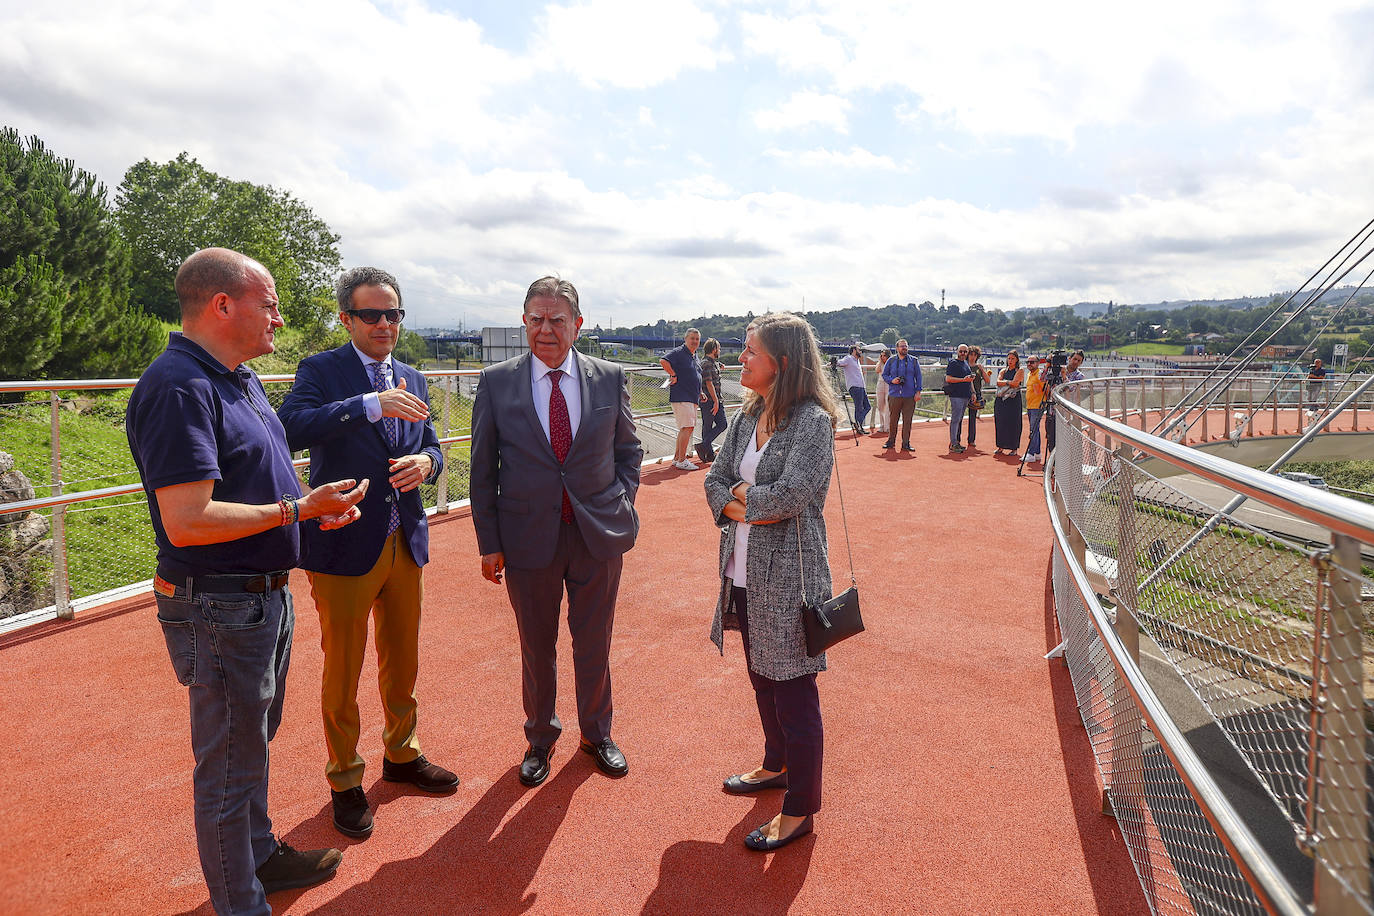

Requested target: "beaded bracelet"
[{"left": 279, "top": 494, "right": 299, "bottom": 526}]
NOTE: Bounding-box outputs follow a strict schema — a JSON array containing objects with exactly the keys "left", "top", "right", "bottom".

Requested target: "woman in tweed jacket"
[{"left": 703, "top": 312, "right": 838, "bottom": 852}]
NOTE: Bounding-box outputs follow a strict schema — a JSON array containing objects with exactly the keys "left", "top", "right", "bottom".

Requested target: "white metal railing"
[
  {"left": 1047, "top": 372, "right": 1374, "bottom": 915},
  {"left": 0, "top": 363, "right": 744, "bottom": 632}
]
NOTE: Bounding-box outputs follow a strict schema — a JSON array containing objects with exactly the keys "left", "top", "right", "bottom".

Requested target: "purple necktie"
[
  {"left": 547, "top": 369, "right": 574, "bottom": 524},
  {"left": 368, "top": 361, "right": 401, "bottom": 535}
]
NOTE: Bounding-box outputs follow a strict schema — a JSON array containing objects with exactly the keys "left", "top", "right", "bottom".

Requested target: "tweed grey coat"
[{"left": 704, "top": 400, "right": 834, "bottom": 680}]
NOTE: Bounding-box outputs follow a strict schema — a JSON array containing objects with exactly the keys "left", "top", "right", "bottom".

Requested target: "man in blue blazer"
[
  {"left": 470, "top": 276, "right": 642, "bottom": 788},
  {"left": 278, "top": 266, "right": 457, "bottom": 840}
]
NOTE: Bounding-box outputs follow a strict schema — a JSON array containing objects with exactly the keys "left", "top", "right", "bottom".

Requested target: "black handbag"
[{"left": 797, "top": 440, "right": 864, "bottom": 658}]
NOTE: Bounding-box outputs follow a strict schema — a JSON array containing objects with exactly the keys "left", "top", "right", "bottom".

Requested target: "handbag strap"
[{"left": 797, "top": 425, "right": 859, "bottom": 595}]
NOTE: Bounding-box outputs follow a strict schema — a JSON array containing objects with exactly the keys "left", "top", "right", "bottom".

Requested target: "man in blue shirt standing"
[
  {"left": 126, "top": 248, "right": 367, "bottom": 916},
  {"left": 660, "top": 328, "right": 703, "bottom": 470},
  {"left": 881, "top": 338, "right": 923, "bottom": 451},
  {"left": 943, "top": 344, "right": 974, "bottom": 453}
]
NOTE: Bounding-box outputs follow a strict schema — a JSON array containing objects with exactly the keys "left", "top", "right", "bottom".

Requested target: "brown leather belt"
[{"left": 155, "top": 570, "right": 290, "bottom": 598}]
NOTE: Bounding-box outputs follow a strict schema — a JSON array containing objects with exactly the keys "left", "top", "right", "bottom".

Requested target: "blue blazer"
[{"left": 278, "top": 345, "right": 444, "bottom": 575}]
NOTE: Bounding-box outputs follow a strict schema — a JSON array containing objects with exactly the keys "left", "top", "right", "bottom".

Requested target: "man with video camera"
[{"left": 1042, "top": 349, "right": 1084, "bottom": 456}]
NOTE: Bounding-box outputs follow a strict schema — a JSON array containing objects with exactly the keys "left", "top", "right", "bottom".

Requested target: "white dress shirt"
[
  {"left": 530, "top": 348, "right": 582, "bottom": 443},
  {"left": 351, "top": 343, "right": 394, "bottom": 424},
  {"left": 724, "top": 431, "right": 769, "bottom": 587}
]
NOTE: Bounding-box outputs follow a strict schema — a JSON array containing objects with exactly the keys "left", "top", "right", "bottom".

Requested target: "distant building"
[{"left": 482, "top": 327, "right": 526, "bottom": 364}]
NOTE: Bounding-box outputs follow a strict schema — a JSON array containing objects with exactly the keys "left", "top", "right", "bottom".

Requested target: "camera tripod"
[
  {"left": 831, "top": 365, "right": 863, "bottom": 448},
  {"left": 1016, "top": 361, "right": 1063, "bottom": 477}
]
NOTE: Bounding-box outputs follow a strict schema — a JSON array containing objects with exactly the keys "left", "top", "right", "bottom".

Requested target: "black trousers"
[
  {"left": 505, "top": 522, "right": 620, "bottom": 748},
  {"left": 733, "top": 586, "right": 823, "bottom": 817}
]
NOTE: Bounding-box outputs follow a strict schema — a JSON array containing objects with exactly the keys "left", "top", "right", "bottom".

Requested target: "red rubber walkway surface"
[{"left": 1, "top": 419, "right": 1150, "bottom": 915}]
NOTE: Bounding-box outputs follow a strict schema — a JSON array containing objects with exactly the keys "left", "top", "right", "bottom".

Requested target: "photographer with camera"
[
  {"left": 881, "top": 339, "right": 922, "bottom": 451},
  {"left": 836, "top": 345, "right": 871, "bottom": 434},
  {"left": 1041, "top": 349, "right": 1084, "bottom": 457}
]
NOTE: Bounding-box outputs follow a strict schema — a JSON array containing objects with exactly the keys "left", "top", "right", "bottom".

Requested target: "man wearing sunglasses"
[{"left": 279, "top": 266, "right": 455, "bottom": 841}]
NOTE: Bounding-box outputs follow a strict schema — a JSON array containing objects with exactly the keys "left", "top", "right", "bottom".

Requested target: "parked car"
[{"left": 1276, "top": 471, "right": 1330, "bottom": 490}]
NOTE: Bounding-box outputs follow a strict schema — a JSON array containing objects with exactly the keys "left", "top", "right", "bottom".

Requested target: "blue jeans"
[
  {"left": 699, "top": 399, "right": 727, "bottom": 452},
  {"left": 1027, "top": 407, "right": 1044, "bottom": 456},
  {"left": 948, "top": 396, "right": 969, "bottom": 446},
  {"left": 156, "top": 583, "right": 294, "bottom": 916},
  {"left": 847, "top": 386, "right": 870, "bottom": 430}
]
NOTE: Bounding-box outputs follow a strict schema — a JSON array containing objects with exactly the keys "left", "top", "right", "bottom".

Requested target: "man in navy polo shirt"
[
  {"left": 126, "top": 248, "right": 368, "bottom": 916},
  {"left": 659, "top": 328, "right": 703, "bottom": 470}
]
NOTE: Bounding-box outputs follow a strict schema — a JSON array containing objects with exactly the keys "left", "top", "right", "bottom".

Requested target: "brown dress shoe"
[
  {"left": 331, "top": 786, "right": 373, "bottom": 838},
  {"left": 256, "top": 842, "right": 342, "bottom": 895},
  {"left": 382, "top": 755, "right": 459, "bottom": 793}
]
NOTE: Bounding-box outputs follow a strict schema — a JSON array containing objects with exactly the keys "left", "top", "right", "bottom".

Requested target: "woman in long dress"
[{"left": 993, "top": 349, "right": 1024, "bottom": 454}]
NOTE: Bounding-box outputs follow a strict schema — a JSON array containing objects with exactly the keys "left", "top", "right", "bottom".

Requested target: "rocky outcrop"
[{"left": 0, "top": 450, "right": 53, "bottom": 619}]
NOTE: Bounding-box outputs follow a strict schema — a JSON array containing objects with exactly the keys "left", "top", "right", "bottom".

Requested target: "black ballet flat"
[
  {"left": 744, "top": 814, "right": 814, "bottom": 851},
  {"left": 722, "top": 772, "right": 788, "bottom": 794}
]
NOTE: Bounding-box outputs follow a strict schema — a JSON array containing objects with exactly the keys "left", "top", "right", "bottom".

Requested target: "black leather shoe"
[
  {"left": 520, "top": 744, "right": 554, "bottom": 787},
  {"left": 744, "top": 814, "right": 814, "bottom": 852},
  {"left": 882, "top": 440, "right": 895, "bottom": 449},
  {"left": 902, "top": 444, "right": 915, "bottom": 451},
  {"left": 256, "top": 842, "right": 342, "bottom": 894},
  {"left": 382, "top": 755, "right": 459, "bottom": 793},
  {"left": 722, "top": 771, "right": 788, "bottom": 794},
  {"left": 331, "top": 786, "right": 373, "bottom": 838},
  {"left": 580, "top": 737, "right": 628, "bottom": 778},
  {"left": 694, "top": 443, "right": 709, "bottom": 462}
]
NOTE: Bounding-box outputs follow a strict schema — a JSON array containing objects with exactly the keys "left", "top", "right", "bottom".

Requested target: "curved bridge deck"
[{"left": 5, "top": 419, "right": 1178, "bottom": 915}]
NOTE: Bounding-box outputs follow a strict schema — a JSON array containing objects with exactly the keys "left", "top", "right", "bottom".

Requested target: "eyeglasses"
[{"left": 347, "top": 308, "right": 405, "bottom": 325}]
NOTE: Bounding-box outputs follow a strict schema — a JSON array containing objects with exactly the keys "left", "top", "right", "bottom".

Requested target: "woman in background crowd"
[
  {"left": 873, "top": 348, "right": 890, "bottom": 437},
  {"left": 704, "top": 312, "right": 839, "bottom": 852},
  {"left": 965, "top": 345, "right": 991, "bottom": 449},
  {"left": 1024, "top": 356, "right": 1048, "bottom": 463},
  {"left": 993, "top": 349, "right": 1024, "bottom": 455},
  {"left": 697, "top": 337, "right": 727, "bottom": 462}
]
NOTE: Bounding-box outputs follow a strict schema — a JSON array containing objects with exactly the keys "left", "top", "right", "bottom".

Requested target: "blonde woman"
[
  {"left": 873, "top": 348, "right": 890, "bottom": 435},
  {"left": 704, "top": 312, "right": 839, "bottom": 852}
]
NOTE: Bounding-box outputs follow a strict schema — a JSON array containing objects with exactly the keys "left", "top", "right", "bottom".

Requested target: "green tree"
[
  {"left": 880, "top": 327, "right": 899, "bottom": 347},
  {"left": 0, "top": 129, "right": 163, "bottom": 379},
  {"left": 115, "top": 153, "right": 341, "bottom": 336}
]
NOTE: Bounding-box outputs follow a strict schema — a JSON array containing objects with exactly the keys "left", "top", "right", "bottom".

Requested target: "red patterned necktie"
[
  {"left": 368, "top": 361, "right": 401, "bottom": 535},
  {"left": 547, "top": 369, "right": 574, "bottom": 524}
]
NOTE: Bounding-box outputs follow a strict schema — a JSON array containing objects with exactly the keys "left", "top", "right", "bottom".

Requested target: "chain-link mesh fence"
[{"left": 1050, "top": 377, "right": 1374, "bottom": 915}]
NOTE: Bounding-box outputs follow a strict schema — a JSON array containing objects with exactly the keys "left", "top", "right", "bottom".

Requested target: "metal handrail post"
[
  {"left": 435, "top": 379, "right": 451, "bottom": 514},
  {"left": 50, "top": 390, "right": 71, "bottom": 620},
  {"left": 1312, "top": 533, "right": 1370, "bottom": 915},
  {"left": 1105, "top": 448, "right": 1144, "bottom": 820}
]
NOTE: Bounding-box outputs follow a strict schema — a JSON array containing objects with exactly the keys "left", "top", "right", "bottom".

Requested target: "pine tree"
[{"left": 0, "top": 128, "right": 163, "bottom": 379}]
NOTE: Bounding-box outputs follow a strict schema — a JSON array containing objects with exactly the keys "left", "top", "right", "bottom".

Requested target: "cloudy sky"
[{"left": 3, "top": 0, "right": 1372, "bottom": 330}]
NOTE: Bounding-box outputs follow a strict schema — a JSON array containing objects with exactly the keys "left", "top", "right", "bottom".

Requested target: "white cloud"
[
  {"left": 764, "top": 146, "right": 905, "bottom": 171},
  {"left": 752, "top": 90, "right": 851, "bottom": 132},
  {"left": 533, "top": 0, "right": 724, "bottom": 88},
  {"left": 0, "top": 0, "right": 1371, "bottom": 331},
  {"left": 741, "top": 0, "right": 1370, "bottom": 142}
]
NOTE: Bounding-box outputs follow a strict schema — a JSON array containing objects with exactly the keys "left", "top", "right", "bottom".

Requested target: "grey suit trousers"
[{"left": 504, "top": 521, "right": 621, "bottom": 748}]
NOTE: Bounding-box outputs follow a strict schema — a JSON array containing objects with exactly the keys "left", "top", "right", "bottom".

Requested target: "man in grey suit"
[{"left": 470, "top": 276, "right": 643, "bottom": 787}]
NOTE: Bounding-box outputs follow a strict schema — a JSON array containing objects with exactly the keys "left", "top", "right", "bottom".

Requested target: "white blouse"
[{"left": 724, "top": 430, "right": 769, "bottom": 588}]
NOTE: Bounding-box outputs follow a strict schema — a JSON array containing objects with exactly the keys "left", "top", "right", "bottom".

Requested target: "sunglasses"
[{"left": 347, "top": 308, "right": 405, "bottom": 325}]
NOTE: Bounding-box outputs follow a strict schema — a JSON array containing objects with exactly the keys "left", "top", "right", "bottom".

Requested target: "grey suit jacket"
[
  {"left": 704, "top": 400, "right": 834, "bottom": 680},
  {"left": 470, "top": 350, "right": 642, "bottom": 569}
]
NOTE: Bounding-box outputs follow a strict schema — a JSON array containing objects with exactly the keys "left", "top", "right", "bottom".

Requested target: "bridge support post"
[{"left": 1311, "top": 534, "right": 1370, "bottom": 915}]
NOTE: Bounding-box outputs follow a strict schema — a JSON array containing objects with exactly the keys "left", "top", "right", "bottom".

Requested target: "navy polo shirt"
[
  {"left": 126, "top": 333, "right": 303, "bottom": 579},
  {"left": 664, "top": 344, "right": 702, "bottom": 403}
]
